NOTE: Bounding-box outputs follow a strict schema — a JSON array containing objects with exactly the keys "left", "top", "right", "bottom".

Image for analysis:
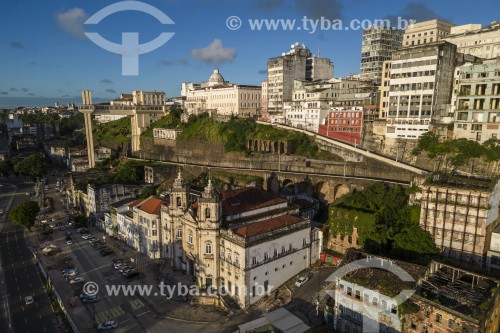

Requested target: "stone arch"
[
  {"left": 315, "top": 181, "right": 334, "bottom": 203},
  {"left": 282, "top": 179, "right": 294, "bottom": 188},
  {"left": 334, "top": 184, "right": 350, "bottom": 200}
]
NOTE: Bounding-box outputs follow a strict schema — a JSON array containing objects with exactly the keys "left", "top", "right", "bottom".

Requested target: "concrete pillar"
[{"left": 83, "top": 111, "right": 95, "bottom": 168}]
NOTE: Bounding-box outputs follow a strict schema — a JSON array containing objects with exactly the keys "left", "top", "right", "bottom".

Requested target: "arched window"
[
  {"left": 205, "top": 207, "right": 211, "bottom": 219},
  {"left": 235, "top": 254, "right": 239, "bottom": 267},
  {"left": 176, "top": 197, "right": 181, "bottom": 207},
  {"left": 188, "top": 231, "right": 193, "bottom": 244},
  {"left": 205, "top": 241, "right": 212, "bottom": 254},
  {"left": 227, "top": 251, "right": 232, "bottom": 262},
  {"left": 176, "top": 228, "right": 182, "bottom": 239}
]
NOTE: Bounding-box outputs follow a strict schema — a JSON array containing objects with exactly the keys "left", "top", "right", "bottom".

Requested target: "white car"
[
  {"left": 97, "top": 321, "right": 117, "bottom": 330},
  {"left": 25, "top": 296, "right": 34, "bottom": 305},
  {"left": 63, "top": 270, "right": 77, "bottom": 278},
  {"left": 295, "top": 276, "right": 309, "bottom": 287},
  {"left": 70, "top": 277, "right": 85, "bottom": 284},
  {"left": 67, "top": 240, "right": 73, "bottom": 245}
]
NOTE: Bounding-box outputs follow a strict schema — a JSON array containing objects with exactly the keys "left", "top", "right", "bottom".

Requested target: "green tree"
[
  {"left": 113, "top": 160, "right": 144, "bottom": 184},
  {"left": 9, "top": 201, "right": 40, "bottom": 231},
  {"left": 139, "top": 185, "right": 157, "bottom": 198},
  {"left": 0, "top": 159, "right": 13, "bottom": 177},
  {"left": 14, "top": 153, "right": 50, "bottom": 179}
]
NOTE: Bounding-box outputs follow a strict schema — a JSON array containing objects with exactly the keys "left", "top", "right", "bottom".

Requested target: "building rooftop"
[
  {"left": 417, "top": 262, "right": 498, "bottom": 319},
  {"left": 339, "top": 250, "right": 427, "bottom": 297},
  {"left": 137, "top": 196, "right": 164, "bottom": 215},
  {"left": 221, "top": 188, "right": 288, "bottom": 216},
  {"left": 231, "top": 214, "right": 304, "bottom": 238},
  {"left": 422, "top": 173, "right": 497, "bottom": 191},
  {"left": 128, "top": 199, "right": 143, "bottom": 210}
]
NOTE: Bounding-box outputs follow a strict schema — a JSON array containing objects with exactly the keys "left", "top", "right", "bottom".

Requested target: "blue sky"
[{"left": 0, "top": 0, "right": 498, "bottom": 102}]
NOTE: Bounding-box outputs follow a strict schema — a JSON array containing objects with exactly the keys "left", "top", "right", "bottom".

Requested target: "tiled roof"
[
  {"left": 128, "top": 199, "right": 142, "bottom": 210},
  {"left": 221, "top": 188, "right": 287, "bottom": 216},
  {"left": 138, "top": 197, "right": 163, "bottom": 215},
  {"left": 232, "top": 214, "right": 304, "bottom": 238}
]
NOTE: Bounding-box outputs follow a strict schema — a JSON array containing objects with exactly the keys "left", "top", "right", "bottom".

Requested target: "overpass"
[{"left": 257, "top": 121, "right": 429, "bottom": 175}]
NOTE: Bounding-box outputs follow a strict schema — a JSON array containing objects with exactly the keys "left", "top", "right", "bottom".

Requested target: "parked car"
[
  {"left": 101, "top": 248, "right": 113, "bottom": 255},
  {"left": 96, "top": 321, "right": 117, "bottom": 330},
  {"left": 66, "top": 240, "right": 73, "bottom": 245},
  {"left": 295, "top": 276, "right": 309, "bottom": 287},
  {"left": 125, "top": 271, "right": 139, "bottom": 279},
  {"left": 114, "top": 263, "right": 127, "bottom": 270},
  {"left": 80, "top": 294, "right": 98, "bottom": 303},
  {"left": 70, "top": 277, "right": 85, "bottom": 284},
  {"left": 63, "top": 270, "right": 77, "bottom": 278},
  {"left": 25, "top": 295, "right": 34, "bottom": 305},
  {"left": 119, "top": 266, "right": 133, "bottom": 273},
  {"left": 61, "top": 267, "right": 76, "bottom": 275},
  {"left": 121, "top": 268, "right": 134, "bottom": 276}
]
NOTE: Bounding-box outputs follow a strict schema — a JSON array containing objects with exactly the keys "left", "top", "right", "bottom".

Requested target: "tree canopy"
[
  {"left": 14, "top": 153, "right": 50, "bottom": 179},
  {"left": 328, "top": 183, "right": 439, "bottom": 260},
  {"left": 9, "top": 201, "right": 40, "bottom": 231}
]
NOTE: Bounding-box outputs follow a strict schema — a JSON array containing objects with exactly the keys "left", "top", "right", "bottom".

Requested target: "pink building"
[{"left": 318, "top": 107, "right": 363, "bottom": 145}]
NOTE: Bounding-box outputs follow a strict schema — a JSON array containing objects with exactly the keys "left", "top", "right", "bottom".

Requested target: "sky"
[{"left": 0, "top": 0, "right": 498, "bottom": 104}]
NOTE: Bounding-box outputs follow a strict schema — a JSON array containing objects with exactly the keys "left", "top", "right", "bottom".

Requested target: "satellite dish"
[
  {"left": 291, "top": 44, "right": 295, "bottom": 48},
  {"left": 282, "top": 52, "right": 286, "bottom": 56}
]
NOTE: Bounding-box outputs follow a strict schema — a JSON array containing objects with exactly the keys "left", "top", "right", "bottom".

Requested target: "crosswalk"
[
  {"left": 95, "top": 306, "right": 125, "bottom": 323},
  {"left": 130, "top": 298, "right": 144, "bottom": 311}
]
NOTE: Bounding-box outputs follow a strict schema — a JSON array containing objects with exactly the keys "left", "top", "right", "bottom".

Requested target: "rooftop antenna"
[{"left": 318, "top": 45, "right": 320, "bottom": 57}]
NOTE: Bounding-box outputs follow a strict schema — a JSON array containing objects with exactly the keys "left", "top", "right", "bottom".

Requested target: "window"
[
  {"left": 176, "top": 228, "right": 182, "bottom": 239},
  {"left": 188, "top": 231, "right": 193, "bottom": 244},
  {"left": 205, "top": 241, "right": 212, "bottom": 254},
  {"left": 176, "top": 197, "right": 181, "bottom": 207},
  {"left": 274, "top": 248, "right": 278, "bottom": 257},
  {"left": 205, "top": 207, "right": 211, "bottom": 219},
  {"left": 264, "top": 252, "right": 269, "bottom": 260},
  {"left": 435, "top": 313, "right": 442, "bottom": 323},
  {"left": 252, "top": 257, "right": 257, "bottom": 265},
  {"left": 372, "top": 297, "right": 378, "bottom": 306},
  {"left": 227, "top": 252, "right": 232, "bottom": 262},
  {"left": 235, "top": 254, "right": 239, "bottom": 266},
  {"left": 448, "top": 319, "right": 456, "bottom": 329},
  {"left": 152, "top": 230, "right": 157, "bottom": 236}
]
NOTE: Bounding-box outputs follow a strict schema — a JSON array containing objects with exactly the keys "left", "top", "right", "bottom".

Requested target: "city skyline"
[{"left": 0, "top": 0, "right": 498, "bottom": 104}]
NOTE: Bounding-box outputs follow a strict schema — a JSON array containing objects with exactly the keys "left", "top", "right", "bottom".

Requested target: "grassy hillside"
[{"left": 93, "top": 116, "right": 131, "bottom": 145}]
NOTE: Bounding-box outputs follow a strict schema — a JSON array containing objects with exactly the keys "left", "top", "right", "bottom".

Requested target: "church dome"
[{"left": 208, "top": 68, "right": 224, "bottom": 83}]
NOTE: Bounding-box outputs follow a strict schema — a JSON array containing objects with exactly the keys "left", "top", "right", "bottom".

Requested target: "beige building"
[
  {"left": 453, "top": 58, "right": 500, "bottom": 143},
  {"left": 445, "top": 21, "right": 500, "bottom": 60},
  {"left": 267, "top": 43, "right": 333, "bottom": 116},
  {"left": 128, "top": 197, "right": 164, "bottom": 258},
  {"left": 403, "top": 19, "right": 454, "bottom": 47},
  {"left": 185, "top": 69, "right": 261, "bottom": 117},
  {"left": 378, "top": 60, "right": 392, "bottom": 119},
  {"left": 161, "top": 173, "right": 322, "bottom": 308},
  {"left": 417, "top": 176, "right": 500, "bottom": 264}
]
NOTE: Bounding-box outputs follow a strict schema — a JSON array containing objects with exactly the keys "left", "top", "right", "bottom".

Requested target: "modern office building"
[
  {"left": 267, "top": 43, "right": 333, "bottom": 116},
  {"left": 402, "top": 19, "right": 454, "bottom": 47},
  {"left": 360, "top": 26, "right": 403, "bottom": 84},
  {"left": 453, "top": 58, "right": 500, "bottom": 143},
  {"left": 379, "top": 60, "right": 392, "bottom": 119},
  {"left": 386, "top": 41, "right": 458, "bottom": 140}
]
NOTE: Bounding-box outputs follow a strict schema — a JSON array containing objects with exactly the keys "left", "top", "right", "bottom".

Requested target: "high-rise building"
[
  {"left": 453, "top": 58, "right": 500, "bottom": 143},
  {"left": 402, "top": 19, "right": 454, "bottom": 47},
  {"left": 267, "top": 43, "right": 333, "bottom": 117},
  {"left": 360, "top": 26, "right": 403, "bottom": 84},
  {"left": 378, "top": 60, "right": 392, "bottom": 119},
  {"left": 386, "top": 41, "right": 458, "bottom": 140},
  {"left": 445, "top": 21, "right": 500, "bottom": 60}
]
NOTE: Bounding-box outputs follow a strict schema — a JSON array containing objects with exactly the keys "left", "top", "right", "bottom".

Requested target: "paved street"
[{"left": 0, "top": 181, "right": 59, "bottom": 333}]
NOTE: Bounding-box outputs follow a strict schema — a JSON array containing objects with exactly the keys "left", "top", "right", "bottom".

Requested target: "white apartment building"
[
  {"left": 403, "top": 19, "right": 454, "bottom": 47},
  {"left": 185, "top": 69, "right": 261, "bottom": 117},
  {"left": 386, "top": 41, "right": 457, "bottom": 140},
  {"left": 486, "top": 225, "right": 500, "bottom": 273},
  {"left": 267, "top": 43, "right": 333, "bottom": 115},
  {"left": 445, "top": 22, "right": 500, "bottom": 60},
  {"left": 454, "top": 59, "right": 500, "bottom": 143},
  {"left": 161, "top": 173, "right": 322, "bottom": 308},
  {"left": 153, "top": 128, "right": 182, "bottom": 140}
]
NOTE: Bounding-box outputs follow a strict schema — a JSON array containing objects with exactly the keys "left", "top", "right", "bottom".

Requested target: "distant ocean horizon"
[{"left": 0, "top": 96, "right": 107, "bottom": 109}]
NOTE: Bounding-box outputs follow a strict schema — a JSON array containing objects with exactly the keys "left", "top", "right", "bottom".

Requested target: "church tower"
[
  {"left": 198, "top": 178, "right": 221, "bottom": 227},
  {"left": 170, "top": 171, "right": 189, "bottom": 213}
]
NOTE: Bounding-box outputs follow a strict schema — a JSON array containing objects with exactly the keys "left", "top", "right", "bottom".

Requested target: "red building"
[{"left": 318, "top": 107, "right": 363, "bottom": 145}]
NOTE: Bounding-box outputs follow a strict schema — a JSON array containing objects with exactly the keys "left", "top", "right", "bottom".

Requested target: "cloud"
[
  {"left": 105, "top": 89, "right": 117, "bottom": 94},
  {"left": 258, "top": 69, "right": 267, "bottom": 75},
  {"left": 295, "top": 0, "right": 343, "bottom": 20},
  {"left": 28, "top": 93, "right": 36, "bottom": 96},
  {"left": 158, "top": 59, "right": 190, "bottom": 67},
  {"left": 9, "top": 88, "right": 18, "bottom": 92},
  {"left": 191, "top": 39, "right": 236, "bottom": 65},
  {"left": 0, "top": 91, "right": 8, "bottom": 95},
  {"left": 21, "top": 88, "right": 29, "bottom": 93},
  {"left": 255, "top": 0, "right": 285, "bottom": 11},
  {"left": 386, "top": 2, "right": 451, "bottom": 26},
  {"left": 9, "top": 41, "right": 26, "bottom": 49},
  {"left": 100, "top": 79, "right": 113, "bottom": 84},
  {"left": 56, "top": 8, "right": 88, "bottom": 39}
]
